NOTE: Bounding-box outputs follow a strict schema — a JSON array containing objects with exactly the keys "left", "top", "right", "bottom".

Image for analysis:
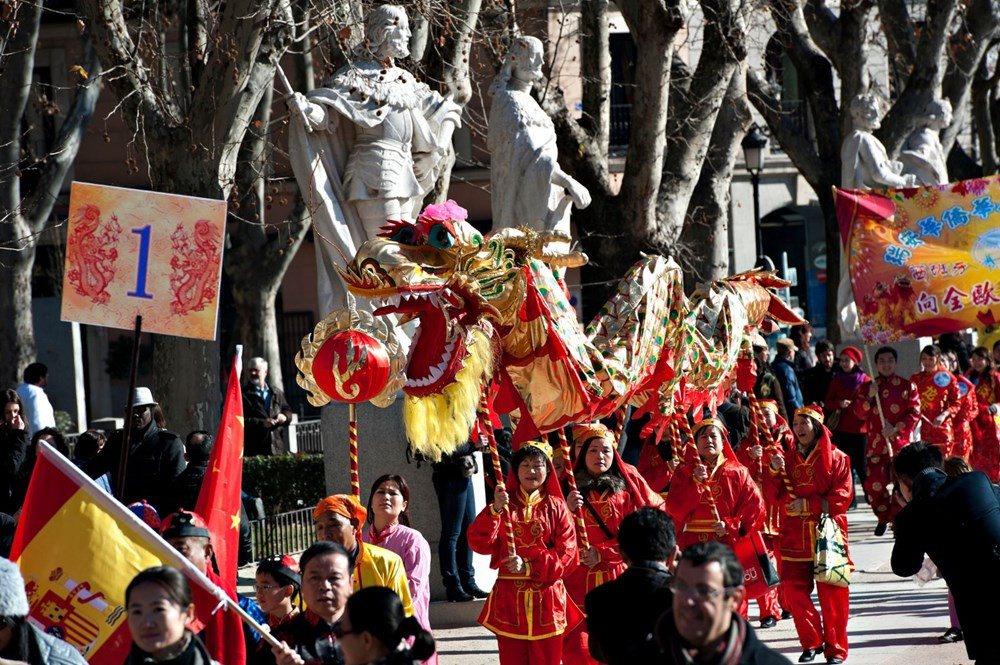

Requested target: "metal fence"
[
  {"left": 249, "top": 505, "right": 317, "bottom": 561},
  {"left": 292, "top": 419, "right": 323, "bottom": 453}
]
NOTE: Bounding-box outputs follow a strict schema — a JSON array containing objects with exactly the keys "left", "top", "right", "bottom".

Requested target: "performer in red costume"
[
  {"left": 765, "top": 407, "right": 853, "bottom": 664},
  {"left": 468, "top": 442, "right": 580, "bottom": 665},
  {"left": 910, "top": 345, "right": 960, "bottom": 458},
  {"left": 561, "top": 423, "right": 665, "bottom": 664},
  {"left": 665, "top": 418, "right": 765, "bottom": 553},
  {"left": 943, "top": 350, "right": 977, "bottom": 461},
  {"left": 852, "top": 346, "right": 920, "bottom": 535},
  {"left": 966, "top": 346, "right": 1000, "bottom": 482},
  {"left": 735, "top": 399, "right": 794, "bottom": 629}
]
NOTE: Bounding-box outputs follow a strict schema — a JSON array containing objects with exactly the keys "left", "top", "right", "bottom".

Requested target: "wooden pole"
[
  {"left": 348, "top": 402, "right": 359, "bottom": 499},
  {"left": 863, "top": 345, "right": 893, "bottom": 458},
  {"left": 749, "top": 396, "right": 797, "bottom": 499},
  {"left": 117, "top": 315, "right": 143, "bottom": 497}
]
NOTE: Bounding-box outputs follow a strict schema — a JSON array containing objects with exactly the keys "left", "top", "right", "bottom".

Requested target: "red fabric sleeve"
[
  {"left": 664, "top": 465, "right": 706, "bottom": 525},
  {"left": 731, "top": 466, "right": 766, "bottom": 536},
  {"left": 899, "top": 380, "right": 921, "bottom": 430},
  {"left": 467, "top": 505, "right": 504, "bottom": 563}
]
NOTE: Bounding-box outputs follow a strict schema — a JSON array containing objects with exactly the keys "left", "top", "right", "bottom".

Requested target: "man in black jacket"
[
  {"left": 892, "top": 442, "right": 1000, "bottom": 664},
  {"left": 242, "top": 357, "right": 294, "bottom": 456},
  {"left": 586, "top": 508, "right": 678, "bottom": 664},
  {"left": 87, "top": 387, "right": 185, "bottom": 517},
  {"left": 655, "top": 542, "right": 788, "bottom": 665}
]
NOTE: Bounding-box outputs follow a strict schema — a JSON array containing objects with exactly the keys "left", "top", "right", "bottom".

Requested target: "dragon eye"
[
  {"left": 391, "top": 226, "right": 418, "bottom": 245},
  {"left": 428, "top": 223, "right": 455, "bottom": 249}
]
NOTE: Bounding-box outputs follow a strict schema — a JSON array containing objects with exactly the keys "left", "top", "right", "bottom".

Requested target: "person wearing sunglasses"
[
  {"left": 655, "top": 542, "right": 785, "bottom": 664},
  {"left": 336, "top": 587, "right": 434, "bottom": 665},
  {"left": 258, "top": 542, "right": 353, "bottom": 665}
]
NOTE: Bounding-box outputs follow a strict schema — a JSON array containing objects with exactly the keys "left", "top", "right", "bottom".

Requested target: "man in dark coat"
[
  {"left": 586, "top": 508, "right": 678, "bottom": 664},
  {"left": 242, "top": 357, "right": 294, "bottom": 456},
  {"left": 892, "top": 442, "right": 1000, "bottom": 664},
  {"left": 86, "top": 387, "right": 185, "bottom": 517},
  {"left": 655, "top": 542, "right": 788, "bottom": 665}
]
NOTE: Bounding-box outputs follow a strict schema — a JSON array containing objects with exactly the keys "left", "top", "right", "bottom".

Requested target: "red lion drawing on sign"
[
  {"left": 66, "top": 204, "right": 122, "bottom": 304},
  {"left": 169, "top": 219, "right": 221, "bottom": 315}
]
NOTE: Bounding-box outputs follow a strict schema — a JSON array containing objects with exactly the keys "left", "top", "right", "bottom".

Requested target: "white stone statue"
[
  {"left": 841, "top": 93, "right": 919, "bottom": 190},
  {"left": 286, "top": 4, "right": 462, "bottom": 314},
  {"left": 838, "top": 93, "right": 918, "bottom": 337},
  {"left": 899, "top": 99, "right": 953, "bottom": 186},
  {"left": 488, "top": 36, "right": 591, "bottom": 238}
]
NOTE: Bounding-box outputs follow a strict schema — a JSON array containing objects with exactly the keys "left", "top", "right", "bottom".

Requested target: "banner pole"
[
  {"left": 862, "top": 345, "right": 893, "bottom": 458},
  {"left": 117, "top": 315, "right": 143, "bottom": 496}
]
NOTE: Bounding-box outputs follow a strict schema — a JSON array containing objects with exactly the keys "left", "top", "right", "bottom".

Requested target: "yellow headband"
[
  {"left": 758, "top": 399, "right": 779, "bottom": 414},
  {"left": 522, "top": 441, "right": 554, "bottom": 460},
  {"left": 794, "top": 406, "right": 824, "bottom": 424},
  {"left": 692, "top": 417, "right": 726, "bottom": 439},
  {"left": 572, "top": 423, "right": 612, "bottom": 445}
]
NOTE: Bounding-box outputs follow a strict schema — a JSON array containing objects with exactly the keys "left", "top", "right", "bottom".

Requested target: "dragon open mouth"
[{"left": 373, "top": 285, "right": 471, "bottom": 397}]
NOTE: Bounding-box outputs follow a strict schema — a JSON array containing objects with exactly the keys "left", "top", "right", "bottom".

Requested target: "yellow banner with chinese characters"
[{"left": 836, "top": 177, "right": 1000, "bottom": 344}]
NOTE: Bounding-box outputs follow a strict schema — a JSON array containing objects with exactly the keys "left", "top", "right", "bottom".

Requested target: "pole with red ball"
[
  {"left": 349, "top": 402, "right": 360, "bottom": 500},
  {"left": 478, "top": 395, "right": 517, "bottom": 558}
]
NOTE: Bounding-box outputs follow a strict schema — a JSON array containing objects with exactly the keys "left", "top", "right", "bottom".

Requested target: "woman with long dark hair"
[
  {"left": 336, "top": 587, "right": 435, "bottom": 665},
  {"left": 0, "top": 390, "right": 27, "bottom": 515},
  {"left": 966, "top": 346, "right": 1000, "bottom": 482},
  {"left": 124, "top": 566, "right": 218, "bottom": 664},
  {"left": 361, "top": 474, "right": 434, "bottom": 664},
  {"left": 561, "top": 423, "right": 664, "bottom": 663}
]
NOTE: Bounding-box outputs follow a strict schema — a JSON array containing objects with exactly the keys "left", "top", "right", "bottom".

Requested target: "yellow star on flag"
[{"left": 231, "top": 513, "right": 240, "bottom": 530}]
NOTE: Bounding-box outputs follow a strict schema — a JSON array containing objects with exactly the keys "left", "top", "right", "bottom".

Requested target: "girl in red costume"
[
  {"left": 943, "top": 350, "right": 977, "bottom": 461},
  {"left": 766, "top": 407, "right": 853, "bottom": 664},
  {"left": 561, "top": 423, "right": 665, "bottom": 664},
  {"left": 910, "top": 345, "right": 960, "bottom": 458},
  {"left": 824, "top": 346, "right": 869, "bottom": 496},
  {"left": 966, "top": 346, "right": 1000, "bottom": 482},
  {"left": 666, "top": 418, "right": 765, "bottom": 553},
  {"left": 468, "top": 442, "right": 579, "bottom": 665},
  {"left": 736, "top": 399, "right": 794, "bottom": 629}
]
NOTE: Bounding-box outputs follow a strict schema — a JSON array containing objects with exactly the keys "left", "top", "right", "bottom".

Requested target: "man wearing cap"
[
  {"left": 773, "top": 339, "right": 804, "bottom": 419},
  {"left": 87, "top": 387, "right": 185, "bottom": 517},
  {"left": 313, "top": 494, "right": 414, "bottom": 617},
  {"left": 160, "top": 509, "right": 246, "bottom": 665},
  {"left": 851, "top": 346, "right": 920, "bottom": 535}
]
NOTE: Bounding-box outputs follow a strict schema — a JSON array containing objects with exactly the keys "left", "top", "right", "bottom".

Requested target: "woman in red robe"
[
  {"left": 665, "top": 418, "right": 765, "bottom": 554},
  {"left": 735, "top": 399, "right": 794, "bottom": 629},
  {"left": 468, "top": 442, "right": 580, "bottom": 665},
  {"left": 910, "top": 344, "right": 960, "bottom": 458},
  {"left": 561, "top": 423, "right": 665, "bottom": 664},
  {"left": 943, "top": 350, "right": 977, "bottom": 461},
  {"left": 966, "top": 346, "right": 1000, "bottom": 482},
  {"left": 765, "top": 406, "right": 853, "bottom": 664}
]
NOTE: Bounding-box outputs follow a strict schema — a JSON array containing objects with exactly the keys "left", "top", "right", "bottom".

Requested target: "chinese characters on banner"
[
  {"left": 60, "top": 182, "right": 226, "bottom": 340},
  {"left": 835, "top": 177, "right": 1000, "bottom": 344}
]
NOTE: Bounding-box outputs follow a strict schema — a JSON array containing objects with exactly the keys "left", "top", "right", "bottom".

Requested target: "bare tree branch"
[
  {"left": 877, "top": 0, "right": 917, "bottom": 75},
  {"left": 580, "top": 0, "right": 610, "bottom": 161}
]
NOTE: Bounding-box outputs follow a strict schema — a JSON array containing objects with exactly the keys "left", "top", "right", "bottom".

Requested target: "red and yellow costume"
[
  {"left": 910, "top": 367, "right": 960, "bottom": 457},
  {"left": 952, "top": 373, "right": 978, "bottom": 461},
  {"left": 561, "top": 424, "right": 665, "bottom": 665},
  {"left": 967, "top": 370, "right": 1000, "bottom": 482},
  {"left": 852, "top": 374, "right": 919, "bottom": 525},
  {"left": 764, "top": 408, "right": 853, "bottom": 662},
  {"left": 468, "top": 445, "right": 580, "bottom": 665},
  {"left": 664, "top": 419, "right": 765, "bottom": 552},
  {"left": 735, "top": 400, "right": 794, "bottom": 622}
]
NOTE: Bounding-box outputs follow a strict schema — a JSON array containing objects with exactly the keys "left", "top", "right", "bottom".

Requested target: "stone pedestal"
[{"left": 321, "top": 400, "right": 497, "bottom": 600}]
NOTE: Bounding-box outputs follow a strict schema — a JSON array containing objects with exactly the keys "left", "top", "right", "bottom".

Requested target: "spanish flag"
[
  {"left": 11, "top": 441, "right": 236, "bottom": 664},
  {"left": 196, "top": 346, "right": 244, "bottom": 589}
]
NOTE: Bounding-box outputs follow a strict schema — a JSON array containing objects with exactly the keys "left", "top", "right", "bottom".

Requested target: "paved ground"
[{"left": 433, "top": 506, "right": 973, "bottom": 665}]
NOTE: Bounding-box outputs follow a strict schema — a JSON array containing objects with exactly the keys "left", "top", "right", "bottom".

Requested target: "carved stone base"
[{"left": 321, "top": 399, "right": 497, "bottom": 601}]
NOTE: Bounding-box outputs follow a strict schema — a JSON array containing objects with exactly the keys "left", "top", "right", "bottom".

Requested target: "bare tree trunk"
[
  {"left": 580, "top": 0, "right": 611, "bottom": 161},
  {"left": 680, "top": 66, "right": 752, "bottom": 285},
  {"left": 0, "top": 2, "right": 101, "bottom": 388},
  {"left": 973, "top": 60, "right": 999, "bottom": 175}
]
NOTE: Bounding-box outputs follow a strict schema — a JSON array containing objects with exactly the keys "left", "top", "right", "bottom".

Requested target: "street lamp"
[{"left": 742, "top": 124, "right": 770, "bottom": 270}]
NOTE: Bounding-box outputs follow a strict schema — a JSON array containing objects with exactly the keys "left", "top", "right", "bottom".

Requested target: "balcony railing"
[{"left": 291, "top": 419, "right": 323, "bottom": 453}]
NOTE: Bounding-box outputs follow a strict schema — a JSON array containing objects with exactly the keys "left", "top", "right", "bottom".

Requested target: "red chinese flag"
[
  {"left": 11, "top": 442, "right": 241, "bottom": 664},
  {"left": 196, "top": 346, "right": 244, "bottom": 590}
]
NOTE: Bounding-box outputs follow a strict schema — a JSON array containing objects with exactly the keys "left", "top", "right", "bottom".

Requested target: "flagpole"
[
  {"left": 117, "top": 315, "right": 143, "bottom": 496},
  {"left": 32, "top": 442, "right": 283, "bottom": 649}
]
